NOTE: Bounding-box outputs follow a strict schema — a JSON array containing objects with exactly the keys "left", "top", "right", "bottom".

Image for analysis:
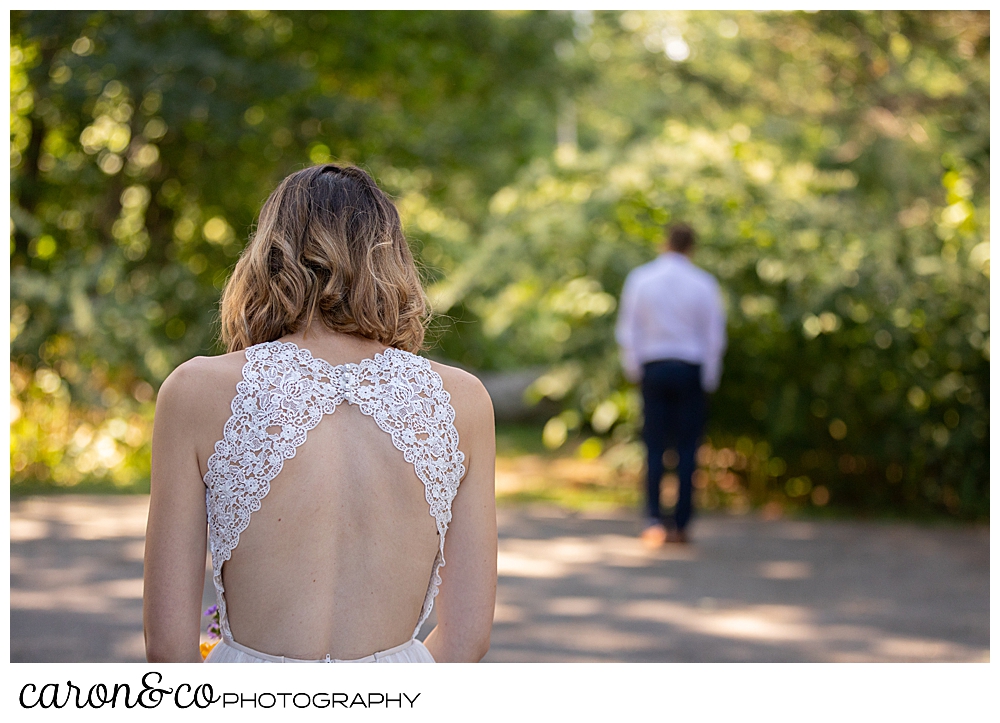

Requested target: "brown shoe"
[
  {"left": 641, "top": 523, "right": 668, "bottom": 548},
  {"left": 666, "top": 529, "right": 690, "bottom": 544}
]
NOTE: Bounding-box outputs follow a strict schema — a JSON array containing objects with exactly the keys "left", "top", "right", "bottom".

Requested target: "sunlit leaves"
[
  {"left": 8, "top": 10, "right": 989, "bottom": 516},
  {"left": 439, "top": 10, "right": 988, "bottom": 517}
]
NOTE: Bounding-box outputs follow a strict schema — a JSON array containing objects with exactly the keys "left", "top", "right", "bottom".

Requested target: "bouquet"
[{"left": 200, "top": 604, "right": 221, "bottom": 660}]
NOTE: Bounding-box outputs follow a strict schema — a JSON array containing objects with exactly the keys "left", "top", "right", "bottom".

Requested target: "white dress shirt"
[{"left": 615, "top": 252, "right": 727, "bottom": 391}]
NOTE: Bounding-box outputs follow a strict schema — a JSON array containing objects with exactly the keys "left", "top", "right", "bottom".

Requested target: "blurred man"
[{"left": 615, "top": 223, "right": 727, "bottom": 546}]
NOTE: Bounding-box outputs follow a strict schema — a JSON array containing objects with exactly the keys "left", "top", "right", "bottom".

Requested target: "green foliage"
[
  {"left": 11, "top": 9, "right": 574, "bottom": 488},
  {"left": 10, "top": 11, "right": 989, "bottom": 518},
  {"left": 438, "top": 11, "right": 989, "bottom": 518}
]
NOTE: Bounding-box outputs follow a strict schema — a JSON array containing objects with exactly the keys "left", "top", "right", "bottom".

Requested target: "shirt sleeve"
[
  {"left": 700, "top": 280, "right": 727, "bottom": 393},
  {"left": 615, "top": 272, "right": 642, "bottom": 383}
]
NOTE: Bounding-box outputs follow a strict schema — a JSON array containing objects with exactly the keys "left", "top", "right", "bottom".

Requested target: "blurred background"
[{"left": 10, "top": 11, "right": 989, "bottom": 662}]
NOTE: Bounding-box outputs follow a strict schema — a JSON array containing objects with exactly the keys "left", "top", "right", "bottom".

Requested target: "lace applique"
[{"left": 204, "top": 341, "right": 466, "bottom": 640}]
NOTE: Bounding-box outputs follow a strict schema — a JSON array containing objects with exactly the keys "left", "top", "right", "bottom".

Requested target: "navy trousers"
[{"left": 641, "top": 360, "right": 704, "bottom": 531}]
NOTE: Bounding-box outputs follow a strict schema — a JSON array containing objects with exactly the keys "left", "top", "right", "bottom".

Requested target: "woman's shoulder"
[
  {"left": 156, "top": 350, "right": 248, "bottom": 417},
  {"left": 427, "top": 360, "right": 494, "bottom": 433},
  {"left": 163, "top": 349, "right": 246, "bottom": 389},
  {"left": 427, "top": 360, "right": 491, "bottom": 405},
  {"left": 152, "top": 351, "right": 250, "bottom": 464}
]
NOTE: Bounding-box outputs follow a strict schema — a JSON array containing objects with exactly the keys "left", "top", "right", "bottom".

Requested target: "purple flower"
[{"left": 203, "top": 604, "right": 222, "bottom": 639}]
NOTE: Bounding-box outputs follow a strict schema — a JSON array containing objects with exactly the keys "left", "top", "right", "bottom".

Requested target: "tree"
[{"left": 11, "top": 11, "right": 989, "bottom": 518}]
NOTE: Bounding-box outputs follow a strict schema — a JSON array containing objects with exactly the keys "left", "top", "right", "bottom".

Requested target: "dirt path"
[{"left": 10, "top": 496, "right": 989, "bottom": 663}]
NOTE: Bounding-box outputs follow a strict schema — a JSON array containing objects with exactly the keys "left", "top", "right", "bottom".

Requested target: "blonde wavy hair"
[{"left": 220, "top": 164, "right": 427, "bottom": 353}]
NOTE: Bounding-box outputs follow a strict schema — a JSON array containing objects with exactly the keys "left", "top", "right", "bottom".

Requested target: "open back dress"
[{"left": 202, "top": 341, "right": 465, "bottom": 663}]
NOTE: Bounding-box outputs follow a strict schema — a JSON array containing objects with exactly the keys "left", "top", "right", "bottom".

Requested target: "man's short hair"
[{"left": 668, "top": 223, "right": 696, "bottom": 253}]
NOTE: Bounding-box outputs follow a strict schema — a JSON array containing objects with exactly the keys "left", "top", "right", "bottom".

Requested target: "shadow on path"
[
  {"left": 10, "top": 496, "right": 989, "bottom": 662},
  {"left": 485, "top": 507, "right": 989, "bottom": 662}
]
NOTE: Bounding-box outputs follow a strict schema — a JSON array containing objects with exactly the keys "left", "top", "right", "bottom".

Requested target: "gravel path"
[{"left": 10, "top": 496, "right": 989, "bottom": 663}]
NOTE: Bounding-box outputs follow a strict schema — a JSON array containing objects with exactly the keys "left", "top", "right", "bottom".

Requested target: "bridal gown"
[{"left": 202, "top": 341, "right": 465, "bottom": 663}]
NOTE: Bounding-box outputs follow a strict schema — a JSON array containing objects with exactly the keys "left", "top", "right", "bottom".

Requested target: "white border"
[{"left": 7, "top": 7, "right": 994, "bottom": 721}]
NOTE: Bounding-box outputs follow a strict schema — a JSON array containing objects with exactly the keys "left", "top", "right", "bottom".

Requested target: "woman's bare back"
[
  {"left": 224, "top": 402, "right": 440, "bottom": 659},
  {"left": 186, "top": 332, "right": 470, "bottom": 660}
]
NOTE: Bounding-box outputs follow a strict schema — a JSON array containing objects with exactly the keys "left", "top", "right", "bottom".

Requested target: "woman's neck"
[{"left": 279, "top": 327, "right": 390, "bottom": 363}]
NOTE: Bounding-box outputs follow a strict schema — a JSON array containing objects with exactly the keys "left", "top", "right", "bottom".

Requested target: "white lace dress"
[{"left": 202, "top": 341, "right": 465, "bottom": 663}]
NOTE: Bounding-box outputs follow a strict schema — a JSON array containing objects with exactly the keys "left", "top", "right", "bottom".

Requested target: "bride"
[{"left": 143, "top": 164, "right": 497, "bottom": 663}]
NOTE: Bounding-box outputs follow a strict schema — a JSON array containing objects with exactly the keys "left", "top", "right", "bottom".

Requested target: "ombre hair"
[{"left": 219, "top": 164, "right": 427, "bottom": 353}]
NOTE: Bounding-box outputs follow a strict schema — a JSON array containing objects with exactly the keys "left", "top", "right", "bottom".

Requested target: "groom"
[{"left": 615, "top": 223, "right": 727, "bottom": 546}]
